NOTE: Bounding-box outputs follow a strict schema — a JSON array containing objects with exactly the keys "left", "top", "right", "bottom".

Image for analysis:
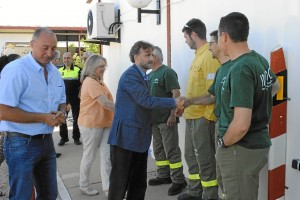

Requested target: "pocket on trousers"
[{"left": 6, "top": 137, "right": 30, "bottom": 149}]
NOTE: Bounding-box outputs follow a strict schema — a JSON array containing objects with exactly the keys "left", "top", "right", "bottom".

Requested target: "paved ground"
[
  {"left": 0, "top": 119, "right": 185, "bottom": 200},
  {"left": 0, "top": 160, "right": 9, "bottom": 200}
]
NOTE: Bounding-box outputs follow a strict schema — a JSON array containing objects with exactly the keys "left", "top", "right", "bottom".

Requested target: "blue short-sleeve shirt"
[{"left": 0, "top": 53, "right": 66, "bottom": 135}]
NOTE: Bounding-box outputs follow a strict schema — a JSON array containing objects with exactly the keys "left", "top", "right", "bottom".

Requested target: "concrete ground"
[
  {"left": 0, "top": 118, "right": 185, "bottom": 200},
  {"left": 53, "top": 125, "right": 184, "bottom": 200}
]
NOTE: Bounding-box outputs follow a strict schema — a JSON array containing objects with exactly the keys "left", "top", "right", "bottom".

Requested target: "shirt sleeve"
[
  {"left": 0, "top": 65, "right": 24, "bottom": 107},
  {"left": 164, "top": 68, "right": 180, "bottom": 93}
]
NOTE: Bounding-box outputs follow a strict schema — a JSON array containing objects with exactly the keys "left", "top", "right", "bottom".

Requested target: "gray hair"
[
  {"left": 51, "top": 50, "right": 60, "bottom": 61},
  {"left": 32, "top": 27, "right": 56, "bottom": 41},
  {"left": 80, "top": 54, "right": 107, "bottom": 82},
  {"left": 153, "top": 46, "right": 163, "bottom": 63}
]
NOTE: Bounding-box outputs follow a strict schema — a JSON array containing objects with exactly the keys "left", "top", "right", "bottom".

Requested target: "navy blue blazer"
[{"left": 108, "top": 64, "right": 176, "bottom": 153}]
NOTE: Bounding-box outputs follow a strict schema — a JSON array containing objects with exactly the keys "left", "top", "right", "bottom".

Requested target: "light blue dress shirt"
[{"left": 0, "top": 53, "right": 66, "bottom": 135}]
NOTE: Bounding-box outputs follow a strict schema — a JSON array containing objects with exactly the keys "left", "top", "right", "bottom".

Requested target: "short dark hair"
[
  {"left": 210, "top": 30, "right": 218, "bottom": 43},
  {"left": 0, "top": 54, "right": 21, "bottom": 73},
  {"left": 129, "top": 41, "right": 154, "bottom": 63},
  {"left": 219, "top": 12, "right": 249, "bottom": 42},
  {"left": 182, "top": 18, "right": 206, "bottom": 40}
]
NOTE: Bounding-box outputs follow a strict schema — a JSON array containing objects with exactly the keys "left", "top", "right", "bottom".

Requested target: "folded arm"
[{"left": 97, "top": 95, "right": 115, "bottom": 112}]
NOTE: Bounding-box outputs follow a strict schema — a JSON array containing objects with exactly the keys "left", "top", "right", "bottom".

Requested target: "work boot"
[
  {"left": 177, "top": 192, "right": 202, "bottom": 200},
  {"left": 168, "top": 181, "right": 187, "bottom": 196},
  {"left": 148, "top": 177, "right": 172, "bottom": 186}
]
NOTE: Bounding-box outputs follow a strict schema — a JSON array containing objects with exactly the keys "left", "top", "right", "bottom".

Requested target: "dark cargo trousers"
[
  {"left": 185, "top": 118, "right": 218, "bottom": 199},
  {"left": 216, "top": 144, "right": 269, "bottom": 200},
  {"left": 152, "top": 123, "right": 185, "bottom": 184}
]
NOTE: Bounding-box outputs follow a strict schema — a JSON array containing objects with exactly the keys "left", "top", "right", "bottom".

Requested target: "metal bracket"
[{"left": 138, "top": 0, "right": 161, "bottom": 25}]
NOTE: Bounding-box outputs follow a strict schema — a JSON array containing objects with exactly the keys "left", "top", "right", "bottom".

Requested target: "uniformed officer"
[{"left": 58, "top": 52, "right": 82, "bottom": 145}]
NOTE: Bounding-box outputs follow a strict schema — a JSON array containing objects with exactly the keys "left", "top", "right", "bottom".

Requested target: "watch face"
[{"left": 218, "top": 138, "right": 223, "bottom": 147}]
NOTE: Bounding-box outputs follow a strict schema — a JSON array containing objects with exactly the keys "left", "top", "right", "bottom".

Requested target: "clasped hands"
[
  {"left": 174, "top": 97, "right": 191, "bottom": 117},
  {"left": 45, "top": 111, "right": 67, "bottom": 127}
]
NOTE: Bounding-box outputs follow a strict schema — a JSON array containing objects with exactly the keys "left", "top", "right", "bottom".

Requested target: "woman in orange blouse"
[{"left": 78, "top": 54, "right": 114, "bottom": 197}]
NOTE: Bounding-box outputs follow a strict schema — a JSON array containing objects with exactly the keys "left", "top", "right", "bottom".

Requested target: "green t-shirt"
[
  {"left": 149, "top": 65, "right": 180, "bottom": 123},
  {"left": 208, "top": 60, "right": 232, "bottom": 118},
  {"left": 219, "top": 51, "right": 276, "bottom": 149}
]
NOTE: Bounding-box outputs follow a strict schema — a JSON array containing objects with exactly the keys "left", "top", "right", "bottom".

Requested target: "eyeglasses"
[{"left": 184, "top": 24, "right": 195, "bottom": 32}]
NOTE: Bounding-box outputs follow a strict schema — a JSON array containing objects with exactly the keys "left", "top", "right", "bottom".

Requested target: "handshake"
[{"left": 174, "top": 97, "right": 191, "bottom": 117}]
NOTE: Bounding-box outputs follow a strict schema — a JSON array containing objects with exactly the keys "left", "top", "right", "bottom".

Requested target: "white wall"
[{"left": 102, "top": 0, "right": 300, "bottom": 199}]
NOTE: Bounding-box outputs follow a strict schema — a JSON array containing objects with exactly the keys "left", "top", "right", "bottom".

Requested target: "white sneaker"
[{"left": 80, "top": 187, "right": 99, "bottom": 196}]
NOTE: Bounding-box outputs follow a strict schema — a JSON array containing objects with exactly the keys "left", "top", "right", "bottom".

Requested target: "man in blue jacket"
[{"left": 108, "top": 41, "right": 184, "bottom": 200}]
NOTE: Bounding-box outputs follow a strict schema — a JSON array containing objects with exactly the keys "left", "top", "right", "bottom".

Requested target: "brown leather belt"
[{"left": 2, "top": 132, "right": 51, "bottom": 139}]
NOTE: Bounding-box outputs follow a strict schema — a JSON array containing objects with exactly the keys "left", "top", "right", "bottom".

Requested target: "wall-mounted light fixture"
[{"left": 127, "top": 0, "right": 161, "bottom": 25}]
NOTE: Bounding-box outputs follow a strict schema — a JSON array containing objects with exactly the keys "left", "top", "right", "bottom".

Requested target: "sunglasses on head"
[{"left": 184, "top": 24, "right": 195, "bottom": 32}]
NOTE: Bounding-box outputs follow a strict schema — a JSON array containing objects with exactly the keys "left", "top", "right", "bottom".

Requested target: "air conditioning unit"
[{"left": 87, "top": 2, "right": 115, "bottom": 39}]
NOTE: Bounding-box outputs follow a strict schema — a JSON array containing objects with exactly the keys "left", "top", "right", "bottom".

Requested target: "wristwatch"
[{"left": 218, "top": 138, "right": 227, "bottom": 148}]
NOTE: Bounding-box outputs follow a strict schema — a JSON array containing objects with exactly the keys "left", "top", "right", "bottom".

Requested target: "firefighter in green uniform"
[{"left": 148, "top": 46, "right": 187, "bottom": 196}]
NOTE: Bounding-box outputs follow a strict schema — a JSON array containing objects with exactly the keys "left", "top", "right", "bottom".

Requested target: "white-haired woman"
[{"left": 78, "top": 54, "right": 114, "bottom": 197}]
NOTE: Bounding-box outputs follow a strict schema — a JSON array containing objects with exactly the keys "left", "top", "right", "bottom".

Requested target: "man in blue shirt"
[{"left": 0, "top": 27, "right": 67, "bottom": 200}]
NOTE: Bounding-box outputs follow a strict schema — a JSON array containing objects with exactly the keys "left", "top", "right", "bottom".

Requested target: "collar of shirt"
[
  {"left": 135, "top": 65, "right": 148, "bottom": 81},
  {"left": 195, "top": 42, "right": 209, "bottom": 56},
  {"left": 28, "top": 52, "right": 54, "bottom": 74}
]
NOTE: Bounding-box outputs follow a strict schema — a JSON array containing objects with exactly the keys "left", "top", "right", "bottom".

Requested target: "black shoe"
[
  {"left": 74, "top": 139, "right": 82, "bottom": 145},
  {"left": 148, "top": 177, "right": 172, "bottom": 186},
  {"left": 168, "top": 181, "right": 187, "bottom": 196},
  {"left": 58, "top": 138, "right": 69, "bottom": 146},
  {"left": 56, "top": 153, "right": 62, "bottom": 158},
  {"left": 177, "top": 192, "right": 202, "bottom": 200}
]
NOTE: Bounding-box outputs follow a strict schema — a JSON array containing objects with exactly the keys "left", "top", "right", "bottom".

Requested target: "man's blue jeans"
[{"left": 4, "top": 135, "right": 57, "bottom": 200}]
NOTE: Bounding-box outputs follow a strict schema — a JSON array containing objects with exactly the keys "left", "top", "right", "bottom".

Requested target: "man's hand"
[
  {"left": 183, "top": 98, "right": 191, "bottom": 108},
  {"left": 167, "top": 114, "right": 176, "bottom": 127},
  {"left": 175, "top": 97, "right": 186, "bottom": 117},
  {"left": 46, "top": 111, "right": 66, "bottom": 126}
]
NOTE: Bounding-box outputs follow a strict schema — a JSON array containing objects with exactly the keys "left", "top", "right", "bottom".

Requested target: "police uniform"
[{"left": 58, "top": 64, "right": 81, "bottom": 144}]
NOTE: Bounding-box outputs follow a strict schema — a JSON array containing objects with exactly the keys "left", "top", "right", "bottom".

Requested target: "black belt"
[{"left": 3, "top": 132, "right": 51, "bottom": 139}]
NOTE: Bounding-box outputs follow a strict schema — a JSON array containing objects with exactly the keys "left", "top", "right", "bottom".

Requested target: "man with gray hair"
[
  {"left": 82, "top": 51, "right": 93, "bottom": 63},
  {"left": 148, "top": 46, "right": 187, "bottom": 196},
  {"left": 51, "top": 49, "right": 61, "bottom": 67},
  {"left": 0, "top": 27, "right": 66, "bottom": 199}
]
